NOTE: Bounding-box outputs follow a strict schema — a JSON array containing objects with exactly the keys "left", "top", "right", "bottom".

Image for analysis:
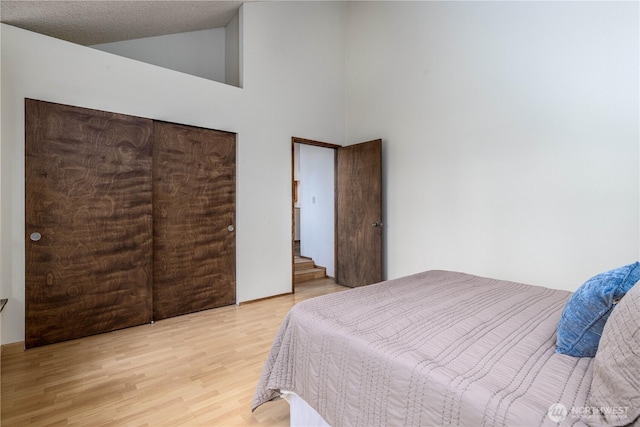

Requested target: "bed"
[{"left": 252, "top": 270, "right": 637, "bottom": 426}]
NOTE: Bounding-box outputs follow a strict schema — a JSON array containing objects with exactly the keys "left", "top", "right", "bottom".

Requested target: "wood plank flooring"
[{"left": 2, "top": 278, "right": 347, "bottom": 426}]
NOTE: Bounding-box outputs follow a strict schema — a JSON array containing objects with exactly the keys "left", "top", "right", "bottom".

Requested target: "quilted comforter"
[{"left": 253, "top": 270, "right": 598, "bottom": 426}]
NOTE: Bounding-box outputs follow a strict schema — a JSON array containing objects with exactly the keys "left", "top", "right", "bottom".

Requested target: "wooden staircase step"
[
  {"left": 294, "top": 257, "right": 315, "bottom": 271},
  {"left": 294, "top": 266, "right": 327, "bottom": 284}
]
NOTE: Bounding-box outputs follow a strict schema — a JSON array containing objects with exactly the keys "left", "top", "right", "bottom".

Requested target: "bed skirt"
[{"left": 281, "top": 391, "right": 330, "bottom": 427}]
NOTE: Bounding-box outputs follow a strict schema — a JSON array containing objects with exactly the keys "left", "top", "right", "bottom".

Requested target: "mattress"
[{"left": 253, "top": 270, "right": 597, "bottom": 426}]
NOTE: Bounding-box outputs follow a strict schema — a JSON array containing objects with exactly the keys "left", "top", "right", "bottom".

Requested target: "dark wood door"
[
  {"left": 25, "top": 99, "right": 154, "bottom": 348},
  {"left": 153, "top": 122, "right": 236, "bottom": 320},
  {"left": 336, "top": 139, "right": 383, "bottom": 287}
]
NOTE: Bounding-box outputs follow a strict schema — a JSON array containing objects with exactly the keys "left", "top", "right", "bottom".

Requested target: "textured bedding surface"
[{"left": 252, "top": 270, "right": 598, "bottom": 426}]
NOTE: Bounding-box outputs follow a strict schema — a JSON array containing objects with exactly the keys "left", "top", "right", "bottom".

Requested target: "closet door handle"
[
  {"left": 30, "top": 232, "right": 42, "bottom": 242},
  {"left": 227, "top": 225, "right": 235, "bottom": 232}
]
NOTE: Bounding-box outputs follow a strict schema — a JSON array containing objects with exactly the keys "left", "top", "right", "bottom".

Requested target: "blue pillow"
[{"left": 556, "top": 262, "right": 640, "bottom": 357}]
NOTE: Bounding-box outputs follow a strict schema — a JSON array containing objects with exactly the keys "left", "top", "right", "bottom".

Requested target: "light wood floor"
[{"left": 2, "top": 278, "right": 348, "bottom": 426}]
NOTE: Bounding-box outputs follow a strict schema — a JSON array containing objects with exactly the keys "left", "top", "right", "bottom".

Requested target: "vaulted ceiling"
[{"left": 0, "top": 1, "right": 245, "bottom": 45}]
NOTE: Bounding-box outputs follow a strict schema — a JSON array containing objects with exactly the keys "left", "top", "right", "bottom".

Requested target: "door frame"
[{"left": 291, "top": 137, "right": 342, "bottom": 293}]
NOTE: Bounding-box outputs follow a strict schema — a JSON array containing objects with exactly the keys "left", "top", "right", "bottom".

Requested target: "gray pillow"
[{"left": 589, "top": 280, "right": 640, "bottom": 426}]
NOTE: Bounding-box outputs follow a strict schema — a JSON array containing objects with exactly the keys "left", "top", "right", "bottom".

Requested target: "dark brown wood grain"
[
  {"left": 292, "top": 136, "right": 342, "bottom": 150},
  {"left": 336, "top": 139, "right": 383, "bottom": 287},
  {"left": 152, "top": 122, "right": 236, "bottom": 320},
  {"left": 25, "top": 99, "right": 154, "bottom": 348}
]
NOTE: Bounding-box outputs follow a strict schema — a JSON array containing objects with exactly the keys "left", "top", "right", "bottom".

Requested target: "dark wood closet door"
[
  {"left": 153, "top": 122, "right": 236, "bottom": 320},
  {"left": 25, "top": 99, "right": 154, "bottom": 348},
  {"left": 336, "top": 139, "right": 383, "bottom": 287}
]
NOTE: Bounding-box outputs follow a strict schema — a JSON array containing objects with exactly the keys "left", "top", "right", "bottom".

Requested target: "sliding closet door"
[
  {"left": 153, "top": 122, "right": 236, "bottom": 320},
  {"left": 25, "top": 99, "right": 154, "bottom": 348}
]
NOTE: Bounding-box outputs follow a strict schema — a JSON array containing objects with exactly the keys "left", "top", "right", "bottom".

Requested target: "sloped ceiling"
[{"left": 0, "top": 1, "right": 244, "bottom": 46}]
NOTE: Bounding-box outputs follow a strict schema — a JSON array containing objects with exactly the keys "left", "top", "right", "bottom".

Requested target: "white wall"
[
  {"left": 225, "top": 14, "right": 241, "bottom": 87},
  {"left": 294, "top": 143, "right": 301, "bottom": 239},
  {"left": 0, "top": 1, "right": 346, "bottom": 345},
  {"left": 0, "top": 24, "right": 3, "bottom": 306},
  {"left": 346, "top": 1, "right": 639, "bottom": 291},
  {"left": 299, "top": 144, "right": 335, "bottom": 277},
  {"left": 294, "top": 143, "right": 301, "bottom": 184},
  {"left": 92, "top": 28, "right": 226, "bottom": 83}
]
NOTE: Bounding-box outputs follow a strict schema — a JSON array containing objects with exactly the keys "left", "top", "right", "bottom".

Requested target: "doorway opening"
[
  {"left": 291, "top": 137, "right": 383, "bottom": 292},
  {"left": 291, "top": 137, "right": 341, "bottom": 292}
]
